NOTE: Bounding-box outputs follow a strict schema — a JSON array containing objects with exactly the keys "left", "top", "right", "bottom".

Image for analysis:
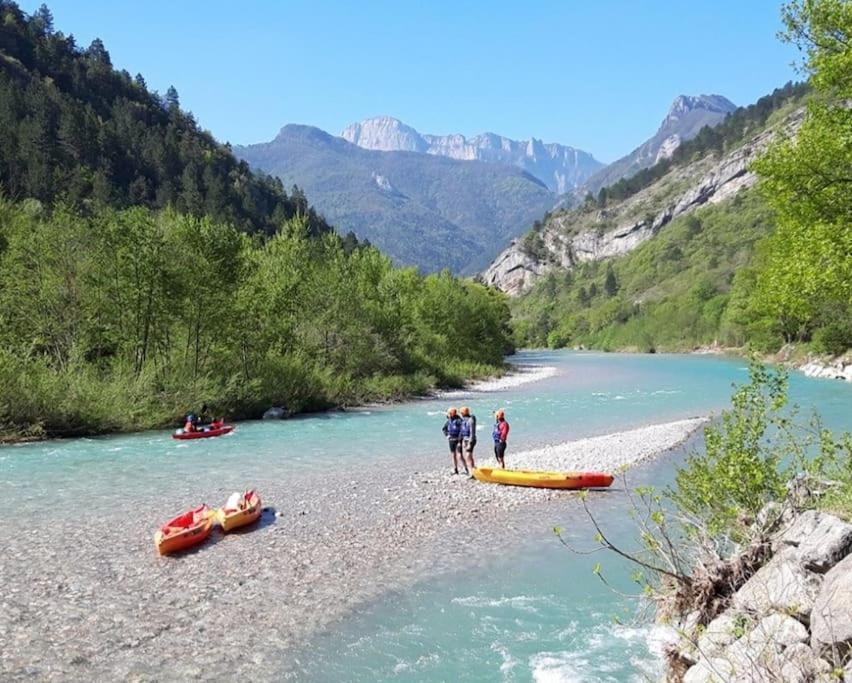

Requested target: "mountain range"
[
  {"left": 236, "top": 94, "right": 739, "bottom": 273},
  {"left": 341, "top": 116, "right": 603, "bottom": 194},
  {"left": 235, "top": 126, "right": 556, "bottom": 273}
]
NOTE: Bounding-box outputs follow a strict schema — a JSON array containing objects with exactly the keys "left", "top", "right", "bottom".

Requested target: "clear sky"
[{"left": 23, "top": 1, "right": 799, "bottom": 162}]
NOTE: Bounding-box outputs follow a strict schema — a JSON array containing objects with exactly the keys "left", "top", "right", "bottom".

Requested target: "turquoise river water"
[{"left": 2, "top": 351, "right": 850, "bottom": 681}]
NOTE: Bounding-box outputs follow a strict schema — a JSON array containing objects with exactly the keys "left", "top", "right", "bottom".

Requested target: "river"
[{"left": 2, "top": 351, "right": 850, "bottom": 681}]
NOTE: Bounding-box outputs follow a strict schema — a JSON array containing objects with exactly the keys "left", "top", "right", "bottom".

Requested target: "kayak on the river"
[
  {"left": 472, "top": 467, "right": 614, "bottom": 489},
  {"left": 172, "top": 423, "right": 235, "bottom": 440},
  {"left": 216, "top": 490, "right": 262, "bottom": 532},
  {"left": 154, "top": 504, "right": 214, "bottom": 555}
]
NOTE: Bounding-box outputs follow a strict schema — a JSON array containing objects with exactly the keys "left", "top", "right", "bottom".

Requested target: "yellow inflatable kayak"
[
  {"left": 472, "top": 468, "right": 614, "bottom": 489},
  {"left": 216, "top": 490, "right": 262, "bottom": 532}
]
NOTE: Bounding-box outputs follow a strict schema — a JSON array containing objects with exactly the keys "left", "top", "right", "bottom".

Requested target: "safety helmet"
[
  {"left": 495, "top": 409, "right": 505, "bottom": 420},
  {"left": 447, "top": 407, "right": 458, "bottom": 417},
  {"left": 460, "top": 406, "right": 470, "bottom": 416}
]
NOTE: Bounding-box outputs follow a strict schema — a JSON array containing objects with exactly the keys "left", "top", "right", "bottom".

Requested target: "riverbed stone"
[
  {"left": 262, "top": 406, "right": 289, "bottom": 420},
  {"left": 811, "top": 553, "right": 852, "bottom": 662},
  {"left": 797, "top": 514, "right": 852, "bottom": 573},
  {"left": 731, "top": 546, "right": 821, "bottom": 621}
]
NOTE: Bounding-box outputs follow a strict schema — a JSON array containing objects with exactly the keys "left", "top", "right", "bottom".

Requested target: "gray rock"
[
  {"left": 798, "top": 514, "right": 852, "bottom": 572},
  {"left": 682, "top": 657, "right": 735, "bottom": 683},
  {"left": 695, "top": 613, "right": 741, "bottom": 659},
  {"left": 262, "top": 406, "right": 289, "bottom": 420},
  {"left": 732, "top": 547, "right": 822, "bottom": 621},
  {"left": 773, "top": 509, "right": 823, "bottom": 551},
  {"left": 779, "top": 643, "right": 833, "bottom": 683},
  {"left": 745, "top": 613, "right": 808, "bottom": 649},
  {"left": 811, "top": 553, "right": 852, "bottom": 662}
]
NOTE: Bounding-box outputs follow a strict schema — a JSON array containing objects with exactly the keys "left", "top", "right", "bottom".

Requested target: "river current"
[{"left": 2, "top": 351, "right": 850, "bottom": 681}]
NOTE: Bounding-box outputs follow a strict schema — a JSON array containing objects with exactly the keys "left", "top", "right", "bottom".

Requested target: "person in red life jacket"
[
  {"left": 492, "top": 409, "right": 510, "bottom": 468},
  {"left": 459, "top": 406, "right": 477, "bottom": 474},
  {"left": 183, "top": 415, "right": 195, "bottom": 433},
  {"left": 442, "top": 407, "right": 465, "bottom": 474}
]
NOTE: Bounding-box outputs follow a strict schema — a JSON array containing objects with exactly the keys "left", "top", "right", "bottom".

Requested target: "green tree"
[{"left": 753, "top": 0, "right": 852, "bottom": 348}]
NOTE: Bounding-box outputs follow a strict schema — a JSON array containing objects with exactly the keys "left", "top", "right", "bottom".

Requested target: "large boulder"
[
  {"left": 745, "top": 613, "right": 808, "bottom": 649},
  {"left": 732, "top": 547, "right": 822, "bottom": 622},
  {"left": 773, "top": 509, "right": 823, "bottom": 551},
  {"left": 779, "top": 643, "right": 833, "bottom": 683},
  {"left": 797, "top": 514, "right": 852, "bottom": 572},
  {"left": 811, "top": 553, "right": 852, "bottom": 662},
  {"left": 262, "top": 406, "right": 289, "bottom": 420},
  {"left": 695, "top": 613, "right": 741, "bottom": 660}
]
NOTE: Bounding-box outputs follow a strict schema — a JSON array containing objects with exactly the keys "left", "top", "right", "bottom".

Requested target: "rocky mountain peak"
[
  {"left": 662, "top": 94, "right": 737, "bottom": 127},
  {"left": 341, "top": 116, "right": 427, "bottom": 153}
]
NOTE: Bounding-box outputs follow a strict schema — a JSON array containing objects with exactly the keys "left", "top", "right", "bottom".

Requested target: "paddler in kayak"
[
  {"left": 442, "top": 407, "right": 465, "bottom": 475},
  {"left": 460, "top": 406, "right": 477, "bottom": 474},
  {"left": 493, "top": 409, "right": 509, "bottom": 468}
]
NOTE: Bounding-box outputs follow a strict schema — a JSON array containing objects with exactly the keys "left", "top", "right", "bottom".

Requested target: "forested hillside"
[
  {"left": 0, "top": 2, "right": 513, "bottom": 440},
  {"left": 500, "top": 68, "right": 852, "bottom": 357},
  {"left": 0, "top": 1, "right": 330, "bottom": 237}
]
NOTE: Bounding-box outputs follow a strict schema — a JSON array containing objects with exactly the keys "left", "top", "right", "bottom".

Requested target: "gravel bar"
[{"left": 0, "top": 418, "right": 706, "bottom": 681}]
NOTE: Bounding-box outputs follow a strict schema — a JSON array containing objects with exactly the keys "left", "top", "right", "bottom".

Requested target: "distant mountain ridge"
[
  {"left": 341, "top": 116, "right": 603, "bottom": 194},
  {"left": 235, "top": 124, "right": 556, "bottom": 273},
  {"left": 580, "top": 94, "right": 737, "bottom": 196}
]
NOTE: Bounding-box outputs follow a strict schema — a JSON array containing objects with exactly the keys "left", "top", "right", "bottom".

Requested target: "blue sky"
[{"left": 25, "top": 1, "right": 798, "bottom": 162}]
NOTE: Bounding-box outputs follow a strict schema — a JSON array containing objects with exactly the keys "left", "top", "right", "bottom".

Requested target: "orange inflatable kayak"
[
  {"left": 154, "top": 504, "right": 213, "bottom": 555},
  {"left": 472, "top": 468, "right": 614, "bottom": 489},
  {"left": 216, "top": 490, "right": 262, "bottom": 533}
]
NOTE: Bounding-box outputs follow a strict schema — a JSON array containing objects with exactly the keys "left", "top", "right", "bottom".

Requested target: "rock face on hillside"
[
  {"left": 581, "top": 94, "right": 737, "bottom": 195},
  {"left": 482, "top": 108, "right": 803, "bottom": 296},
  {"left": 341, "top": 116, "right": 603, "bottom": 194}
]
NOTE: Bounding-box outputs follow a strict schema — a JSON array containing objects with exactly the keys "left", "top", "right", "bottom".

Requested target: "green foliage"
[
  {"left": 512, "top": 191, "right": 774, "bottom": 351},
  {"left": 751, "top": 0, "right": 852, "bottom": 348},
  {"left": 0, "top": 1, "right": 330, "bottom": 237},
  {"left": 671, "top": 364, "right": 790, "bottom": 538},
  {"left": 0, "top": 200, "right": 511, "bottom": 438}
]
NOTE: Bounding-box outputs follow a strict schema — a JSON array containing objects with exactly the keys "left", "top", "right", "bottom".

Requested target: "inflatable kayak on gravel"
[
  {"left": 472, "top": 468, "right": 614, "bottom": 489},
  {"left": 216, "top": 490, "right": 262, "bottom": 533},
  {"left": 154, "top": 504, "right": 213, "bottom": 555}
]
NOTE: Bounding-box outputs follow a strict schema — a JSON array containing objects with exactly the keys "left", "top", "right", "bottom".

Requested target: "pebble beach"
[{"left": 1, "top": 410, "right": 706, "bottom": 681}]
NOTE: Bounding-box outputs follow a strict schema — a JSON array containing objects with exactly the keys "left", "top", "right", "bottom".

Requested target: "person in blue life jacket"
[
  {"left": 441, "top": 407, "right": 465, "bottom": 474},
  {"left": 493, "top": 409, "right": 510, "bottom": 468},
  {"left": 459, "top": 406, "right": 477, "bottom": 474}
]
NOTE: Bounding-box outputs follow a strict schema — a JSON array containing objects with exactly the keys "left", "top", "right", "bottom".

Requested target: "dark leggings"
[{"left": 495, "top": 441, "right": 507, "bottom": 460}]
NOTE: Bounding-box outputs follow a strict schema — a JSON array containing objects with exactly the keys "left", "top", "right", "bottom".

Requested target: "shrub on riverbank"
[{"left": 0, "top": 200, "right": 512, "bottom": 439}]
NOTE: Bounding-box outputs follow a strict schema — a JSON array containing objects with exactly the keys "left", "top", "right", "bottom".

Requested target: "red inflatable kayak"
[
  {"left": 154, "top": 504, "right": 213, "bottom": 555},
  {"left": 172, "top": 424, "right": 235, "bottom": 440}
]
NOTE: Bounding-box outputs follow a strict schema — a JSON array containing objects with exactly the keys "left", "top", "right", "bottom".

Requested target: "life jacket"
[
  {"left": 460, "top": 415, "right": 475, "bottom": 439},
  {"left": 184, "top": 420, "right": 194, "bottom": 432},
  {"left": 445, "top": 416, "right": 462, "bottom": 439},
  {"left": 492, "top": 422, "right": 501, "bottom": 443}
]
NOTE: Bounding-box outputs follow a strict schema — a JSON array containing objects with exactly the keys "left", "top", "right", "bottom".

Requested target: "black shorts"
[
  {"left": 448, "top": 438, "right": 461, "bottom": 453},
  {"left": 463, "top": 438, "right": 476, "bottom": 455},
  {"left": 494, "top": 441, "right": 507, "bottom": 459}
]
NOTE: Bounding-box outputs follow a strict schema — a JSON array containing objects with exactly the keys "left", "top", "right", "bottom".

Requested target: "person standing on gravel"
[
  {"left": 442, "top": 407, "right": 464, "bottom": 474},
  {"left": 493, "top": 409, "right": 510, "bottom": 468},
  {"left": 459, "top": 406, "right": 477, "bottom": 473}
]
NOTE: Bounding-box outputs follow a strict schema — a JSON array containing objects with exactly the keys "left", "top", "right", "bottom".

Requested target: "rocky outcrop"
[
  {"left": 341, "top": 116, "right": 603, "bottom": 194},
  {"left": 581, "top": 94, "right": 737, "bottom": 196},
  {"left": 483, "top": 108, "right": 804, "bottom": 295},
  {"left": 676, "top": 506, "right": 852, "bottom": 682},
  {"left": 800, "top": 356, "right": 852, "bottom": 382}
]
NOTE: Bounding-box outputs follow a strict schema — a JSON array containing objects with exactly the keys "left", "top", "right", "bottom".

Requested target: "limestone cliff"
[
  {"left": 482, "top": 109, "right": 804, "bottom": 297},
  {"left": 341, "top": 116, "right": 603, "bottom": 194}
]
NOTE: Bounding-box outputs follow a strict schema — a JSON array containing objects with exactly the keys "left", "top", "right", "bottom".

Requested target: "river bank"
[{"left": 1, "top": 417, "right": 705, "bottom": 681}]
